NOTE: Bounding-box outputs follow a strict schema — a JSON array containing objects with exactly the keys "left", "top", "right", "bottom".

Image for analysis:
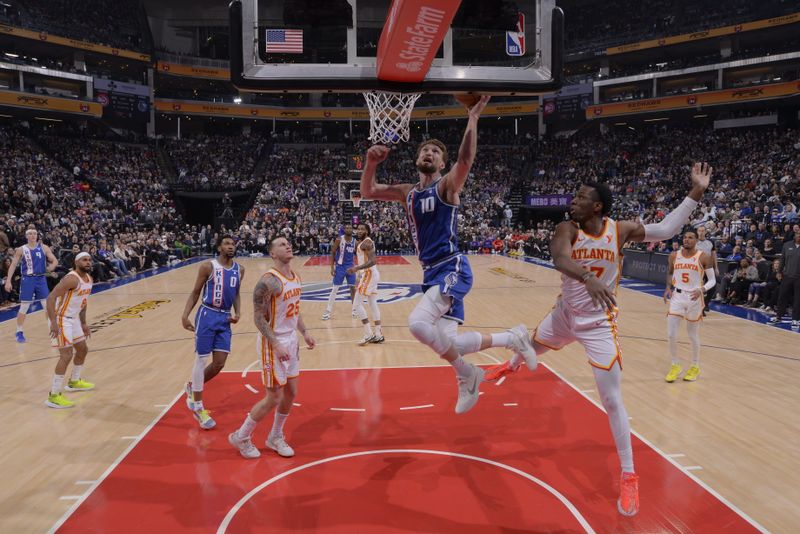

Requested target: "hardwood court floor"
[{"left": 1, "top": 255, "right": 798, "bottom": 532}]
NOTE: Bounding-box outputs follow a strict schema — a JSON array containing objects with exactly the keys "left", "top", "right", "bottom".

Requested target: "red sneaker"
[
  {"left": 484, "top": 361, "right": 519, "bottom": 382},
  {"left": 617, "top": 472, "right": 639, "bottom": 516}
]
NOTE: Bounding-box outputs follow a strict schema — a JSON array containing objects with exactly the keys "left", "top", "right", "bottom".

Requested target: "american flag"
[{"left": 264, "top": 29, "right": 303, "bottom": 54}]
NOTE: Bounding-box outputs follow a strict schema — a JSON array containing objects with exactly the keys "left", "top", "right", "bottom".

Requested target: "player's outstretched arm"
[
  {"left": 360, "top": 145, "right": 411, "bottom": 203},
  {"left": 46, "top": 274, "right": 79, "bottom": 339},
  {"left": 444, "top": 96, "right": 490, "bottom": 196},
  {"left": 181, "top": 262, "right": 212, "bottom": 332},
  {"left": 551, "top": 221, "right": 617, "bottom": 310},
  {"left": 621, "top": 162, "right": 712, "bottom": 244}
]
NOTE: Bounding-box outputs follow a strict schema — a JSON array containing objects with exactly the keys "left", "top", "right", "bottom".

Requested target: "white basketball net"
[{"left": 363, "top": 91, "right": 422, "bottom": 144}]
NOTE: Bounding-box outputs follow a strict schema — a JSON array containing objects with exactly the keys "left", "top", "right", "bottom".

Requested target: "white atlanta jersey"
[{"left": 561, "top": 218, "right": 621, "bottom": 314}]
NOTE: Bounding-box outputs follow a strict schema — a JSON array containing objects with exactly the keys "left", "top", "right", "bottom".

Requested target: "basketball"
[{"left": 454, "top": 94, "right": 481, "bottom": 109}]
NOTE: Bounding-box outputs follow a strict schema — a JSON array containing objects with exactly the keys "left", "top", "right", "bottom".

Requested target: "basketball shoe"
[
  {"left": 484, "top": 360, "right": 520, "bottom": 382},
  {"left": 266, "top": 434, "right": 295, "bottom": 457},
  {"left": 507, "top": 325, "right": 537, "bottom": 370},
  {"left": 193, "top": 409, "right": 216, "bottom": 430},
  {"left": 683, "top": 365, "right": 701, "bottom": 381},
  {"left": 665, "top": 363, "right": 683, "bottom": 383},
  {"left": 455, "top": 364, "right": 485, "bottom": 414},
  {"left": 358, "top": 334, "right": 375, "bottom": 346},
  {"left": 65, "top": 379, "right": 94, "bottom": 391},
  {"left": 15, "top": 331, "right": 25, "bottom": 343},
  {"left": 229, "top": 432, "right": 261, "bottom": 459},
  {"left": 46, "top": 393, "right": 74, "bottom": 409},
  {"left": 617, "top": 472, "right": 639, "bottom": 516}
]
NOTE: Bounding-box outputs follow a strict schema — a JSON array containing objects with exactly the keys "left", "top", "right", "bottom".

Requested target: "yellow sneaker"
[
  {"left": 46, "top": 393, "right": 75, "bottom": 409},
  {"left": 65, "top": 379, "right": 95, "bottom": 391},
  {"left": 193, "top": 409, "right": 216, "bottom": 430},
  {"left": 683, "top": 365, "right": 701, "bottom": 381},
  {"left": 665, "top": 363, "right": 682, "bottom": 383}
]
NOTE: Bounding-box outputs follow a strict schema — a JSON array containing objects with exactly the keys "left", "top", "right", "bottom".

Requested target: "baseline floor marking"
[
  {"left": 541, "top": 362, "right": 769, "bottom": 533},
  {"left": 48, "top": 391, "right": 183, "bottom": 534},
  {"left": 215, "top": 449, "right": 596, "bottom": 534},
  {"left": 399, "top": 404, "right": 434, "bottom": 410}
]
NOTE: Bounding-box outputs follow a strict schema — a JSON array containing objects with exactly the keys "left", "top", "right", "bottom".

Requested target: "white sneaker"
[
  {"left": 455, "top": 365, "right": 485, "bottom": 415},
  {"left": 266, "top": 434, "right": 295, "bottom": 457},
  {"left": 507, "top": 324, "right": 537, "bottom": 370},
  {"left": 322, "top": 311, "right": 331, "bottom": 321},
  {"left": 229, "top": 432, "right": 261, "bottom": 459},
  {"left": 358, "top": 334, "right": 375, "bottom": 346}
]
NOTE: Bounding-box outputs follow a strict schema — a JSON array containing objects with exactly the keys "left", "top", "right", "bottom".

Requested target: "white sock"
[
  {"left": 51, "top": 374, "right": 65, "bottom": 395},
  {"left": 17, "top": 326, "right": 23, "bottom": 333},
  {"left": 490, "top": 332, "right": 512, "bottom": 348},
  {"left": 237, "top": 414, "right": 258, "bottom": 439},
  {"left": 269, "top": 412, "right": 289, "bottom": 439},
  {"left": 70, "top": 365, "right": 83, "bottom": 381},
  {"left": 450, "top": 356, "right": 472, "bottom": 378},
  {"left": 374, "top": 324, "right": 382, "bottom": 336},
  {"left": 363, "top": 322, "right": 373, "bottom": 336},
  {"left": 326, "top": 284, "right": 340, "bottom": 313},
  {"left": 619, "top": 447, "right": 635, "bottom": 474}
]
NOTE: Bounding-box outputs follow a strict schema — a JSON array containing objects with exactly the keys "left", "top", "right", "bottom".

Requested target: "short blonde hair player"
[
  {"left": 228, "top": 236, "right": 316, "bottom": 459},
  {"left": 44, "top": 252, "right": 94, "bottom": 409}
]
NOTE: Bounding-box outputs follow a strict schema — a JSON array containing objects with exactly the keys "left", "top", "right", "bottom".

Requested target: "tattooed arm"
[{"left": 253, "top": 273, "right": 290, "bottom": 360}]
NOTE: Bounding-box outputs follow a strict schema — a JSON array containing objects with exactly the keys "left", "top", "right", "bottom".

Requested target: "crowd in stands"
[
  {"left": 563, "top": 0, "right": 796, "bottom": 54},
  {"left": 165, "top": 134, "right": 266, "bottom": 190},
  {"left": 0, "top": 0, "right": 148, "bottom": 52},
  {"left": 2, "top": 118, "right": 798, "bottom": 321}
]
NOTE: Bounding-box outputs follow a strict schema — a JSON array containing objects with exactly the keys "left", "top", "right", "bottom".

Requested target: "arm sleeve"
[
  {"left": 643, "top": 197, "right": 699, "bottom": 242},
  {"left": 702, "top": 268, "right": 716, "bottom": 292}
]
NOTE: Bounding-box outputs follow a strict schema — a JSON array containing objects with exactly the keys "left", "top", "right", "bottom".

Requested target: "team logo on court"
[{"left": 301, "top": 282, "right": 422, "bottom": 304}]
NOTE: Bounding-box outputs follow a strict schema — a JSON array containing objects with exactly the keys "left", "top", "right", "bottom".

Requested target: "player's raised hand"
[
  {"left": 468, "top": 95, "right": 491, "bottom": 119},
  {"left": 366, "top": 145, "right": 390, "bottom": 164},
  {"left": 690, "top": 162, "right": 712, "bottom": 191}
]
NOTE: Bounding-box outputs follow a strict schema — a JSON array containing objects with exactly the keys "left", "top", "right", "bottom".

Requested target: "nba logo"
[{"left": 506, "top": 13, "right": 525, "bottom": 57}]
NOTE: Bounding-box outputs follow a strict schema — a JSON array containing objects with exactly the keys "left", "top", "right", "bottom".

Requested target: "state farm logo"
[
  {"left": 80, "top": 104, "right": 90, "bottom": 112},
  {"left": 734, "top": 24, "right": 742, "bottom": 32},
  {"left": 593, "top": 107, "right": 603, "bottom": 116},
  {"left": 250, "top": 109, "right": 259, "bottom": 116},
  {"left": 396, "top": 6, "right": 446, "bottom": 65},
  {"left": 687, "top": 96, "right": 697, "bottom": 105},
  {"left": 396, "top": 61, "right": 423, "bottom": 72},
  {"left": 161, "top": 64, "right": 171, "bottom": 71},
  {"left": 38, "top": 32, "right": 48, "bottom": 41},
  {"left": 172, "top": 103, "right": 182, "bottom": 111},
  {"left": 657, "top": 39, "right": 666, "bottom": 45},
  {"left": 112, "top": 49, "right": 119, "bottom": 56},
  {"left": 323, "top": 111, "right": 331, "bottom": 118}
]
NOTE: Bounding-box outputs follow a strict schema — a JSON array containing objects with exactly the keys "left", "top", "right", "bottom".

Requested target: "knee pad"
[
  {"left": 192, "top": 354, "right": 210, "bottom": 391},
  {"left": 408, "top": 319, "right": 451, "bottom": 355}
]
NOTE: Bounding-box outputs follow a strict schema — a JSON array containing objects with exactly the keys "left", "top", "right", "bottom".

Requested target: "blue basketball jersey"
[
  {"left": 201, "top": 259, "right": 240, "bottom": 311},
  {"left": 21, "top": 244, "right": 47, "bottom": 276},
  {"left": 335, "top": 236, "right": 356, "bottom": 267},
  {"left": 406, "top": 178, "right": 459, "bottom": 264}
]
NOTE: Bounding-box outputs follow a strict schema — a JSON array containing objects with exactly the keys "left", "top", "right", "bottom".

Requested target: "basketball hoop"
[{"left": 363, "top": 91, "right": 422, "bottom": 145}]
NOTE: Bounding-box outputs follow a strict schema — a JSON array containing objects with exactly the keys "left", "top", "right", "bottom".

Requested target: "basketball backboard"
[{"left": 230, "top": 0, "right": 563, "bottom": 95}]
